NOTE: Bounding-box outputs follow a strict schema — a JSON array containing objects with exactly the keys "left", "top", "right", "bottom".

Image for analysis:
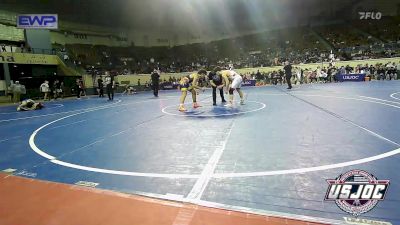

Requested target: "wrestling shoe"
[
  {"left": 193, "top": 102, "right": 201, "bottom": 108},
  {"left": 178, "top": 105, "right": 187, "bottom": 112}
]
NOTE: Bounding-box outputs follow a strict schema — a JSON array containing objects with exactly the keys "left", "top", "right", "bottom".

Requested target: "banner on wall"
[
  {"left": 0, "top": 52, "right": 59, "bottom": 65},
  {"left": 242, "top": 79, "right": 257, "bottom": 86},
  {"left": 161, "top": 82, "right": 179, "bottom": 90},
  {"left": 336, "top": 73, "right": 366, "bottom": 82},
  {"left": 17, "top": 14, "right": 58, "bottom": 29}
]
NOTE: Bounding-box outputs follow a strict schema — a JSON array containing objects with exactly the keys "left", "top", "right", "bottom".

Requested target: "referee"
[{"left": 208, "top": 71, "right": 226, "bottom": 106}]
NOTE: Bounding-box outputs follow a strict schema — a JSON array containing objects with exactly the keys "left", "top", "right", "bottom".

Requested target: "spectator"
[
  {"left": 319, "top": 69, "right": 328, "bottom": 83},
  {"left": 9, "top": 81, "right": 25, "bottom": 103},
  {"left": 327, "top": 67, "right": 334, "bottom": 82},
  {"left": 278, "top": 70, "right": 284, "bottom": 85},
  {"left": 255, "top": 70, "right": 262, "bottom": 80},
  {"left": 60, "top": 81, "right": 65, "bottom": 98},
  {"left": 377, "top": 66, "right": 385, "bottom": 80},
  {"left": 309, "top": 70, "right": 318, "bottom": 83},
  {"left": 53, "top": 80, "right": 62, "bottom": 99},
  {"left": 295, "top": 67, "right": 302, "bottom": 85},
  {"left": 339, "top": 66, "right": 346, "bottom": 75}
]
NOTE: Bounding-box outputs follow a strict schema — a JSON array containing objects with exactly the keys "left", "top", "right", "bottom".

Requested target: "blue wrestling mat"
[{"left": 1, "top": 81, "right": 400, "bottom": 224}]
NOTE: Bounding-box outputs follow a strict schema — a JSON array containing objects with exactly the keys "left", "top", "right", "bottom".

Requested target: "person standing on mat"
[
  {"left": 208, "top": 71, "right": 226, "bottom": 106},
  {"left": 105, "top": 74, "right": 115, "bottom": 101},
  {"left": 97, "top": 78, "right": 104, "bottom": 98},
  {"left": 284, "top": 61, "right": 293, "bottom": 89},
  {"left": 40, "top": 80, "right": 50, "bottom": 101},
  {"left": 76, "top": 78, "right": 83, "bottom": 99},
  {"left": 151, "top": 69, "right": 160, "bottom": 97}
]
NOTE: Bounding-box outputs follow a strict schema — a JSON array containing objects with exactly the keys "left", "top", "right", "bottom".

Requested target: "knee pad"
[{"left": 229, "top": 88, "right": 234, "bottom": 95}]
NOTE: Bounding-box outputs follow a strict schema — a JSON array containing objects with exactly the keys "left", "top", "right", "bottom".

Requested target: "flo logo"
[
  {"left": 324, "top": 170, "right": 389, "bottom": 216},
  {"left": 359, "top": 12, "right": 382, "bottom": 20}
]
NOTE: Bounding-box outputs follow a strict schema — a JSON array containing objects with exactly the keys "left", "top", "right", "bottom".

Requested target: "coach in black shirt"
[
  {"left": 284, "top": 61, "right": 292, "bottom": 89},
  {"left": 151, "top": 69, "right": 160, "bottom": 97},
  {"left": 97, "top": 78, "right": 104, "bottom": 97}
]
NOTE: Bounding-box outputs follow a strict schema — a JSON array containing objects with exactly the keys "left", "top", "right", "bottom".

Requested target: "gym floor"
[{"left": 1, "top": 81, "right": 399, "bottom": 224}]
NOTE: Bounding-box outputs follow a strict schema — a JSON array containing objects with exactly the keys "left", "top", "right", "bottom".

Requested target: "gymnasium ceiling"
[{"left": 0, "top": 0, "right": 399, "bottom": 36}]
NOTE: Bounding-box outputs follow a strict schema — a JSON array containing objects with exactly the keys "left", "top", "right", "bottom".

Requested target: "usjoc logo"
[
  {"left": 325, "top": 170, "right": 389, "bottom": 216},
  {"left": 243, "top": 81, "right": 252, "bottom": 85},
  {"left": 343, "top": 75, "right": 359, "bottom": 80},
  {"left": 359, "top": 12, "right": 382, "bottom": 20},
  {"left": 17, "top": 14, "right": 58, "bottom": 29}
]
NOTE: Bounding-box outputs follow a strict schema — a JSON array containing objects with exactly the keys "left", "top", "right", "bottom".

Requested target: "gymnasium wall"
[
  {"left": 81, "top": 57, "right": 400, "bottom": 89},
  {"left": 0, "top": 80, "right": 6, "bottom": 92},
  {"left": 25, "top": 29, "right": 52, "bottom": 51},
  {"left": 0, "top": 52, "right": 59, "bottom": 65}
]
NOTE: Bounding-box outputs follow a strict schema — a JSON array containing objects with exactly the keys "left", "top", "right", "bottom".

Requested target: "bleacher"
[
  {"left": 352, "top": 17, "right": 400, "bottom": 43},
  {"left": 314, "top": 24, "right": 373, "bottom": 50},
  {"left": 0, "top": 24, "right": 24, "bottom": 42}
]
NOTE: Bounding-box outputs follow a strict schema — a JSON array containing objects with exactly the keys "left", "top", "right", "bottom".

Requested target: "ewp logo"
[
  {"left": 359, "top": 12, "right": 382, "bottom": 20},
  {"left": 17, "top": 14, "right": 58, "bottom": 29}
]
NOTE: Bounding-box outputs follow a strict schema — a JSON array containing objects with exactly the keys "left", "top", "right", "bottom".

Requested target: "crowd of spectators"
[
  {"left": 314, "top": 24, "right": 372, "bottom": 49},
  {"left": 39, "top": 79, "right": 65, "bottom": 100},
  {"left": 352, "top": 18, "right": 400, "bottom": 44},
  {"left": 60, "top": 21, "right": 400, "bottom": 76},
  {"left": 244, "top": 61, "right": 399, "bottom": 86}
]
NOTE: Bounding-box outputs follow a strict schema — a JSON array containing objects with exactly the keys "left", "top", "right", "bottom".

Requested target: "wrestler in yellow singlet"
[{"left": 178, "top": 69, "right": 207, "bottom": 111}]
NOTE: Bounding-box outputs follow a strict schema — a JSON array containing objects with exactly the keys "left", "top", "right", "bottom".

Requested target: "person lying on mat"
[{"left": 17, "top": 99, "right": 44, "bottom": 111}]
